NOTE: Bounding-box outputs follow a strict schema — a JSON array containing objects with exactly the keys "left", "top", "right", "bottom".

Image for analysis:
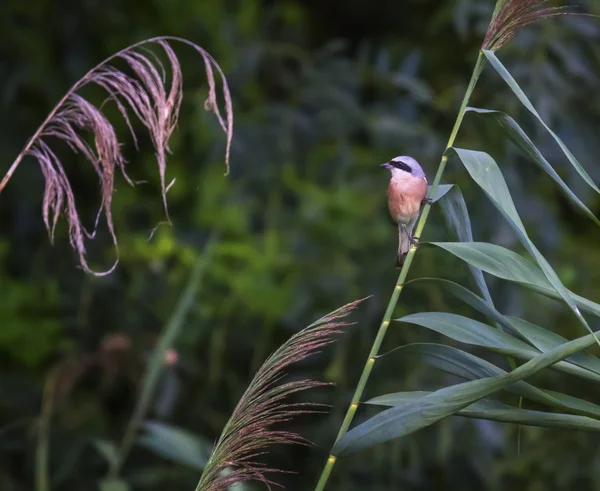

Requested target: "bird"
[{"left": 381, "top": 156, "right": 430, "bottom": 268}]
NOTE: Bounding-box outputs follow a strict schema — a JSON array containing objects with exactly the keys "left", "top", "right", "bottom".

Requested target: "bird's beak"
[{"left": 380, "top": 163, "right": 392, "bottom": 169}]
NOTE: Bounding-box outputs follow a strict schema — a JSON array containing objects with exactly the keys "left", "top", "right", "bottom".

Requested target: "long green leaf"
[
  {"left": 449, "top": 148, "right": 596, "bottom": 342},
  {"left": 506, "top": 316, "right": 600, "bottom": 377},
  {"left": 391, "top": 343, "right": 600, "bottom": 415},
  {"left": 367, "top": 392, "right": 600, "bottom": 432},
  {"left": 407, "top": 277, "right": 510, "bottom": 328},
  {"left": 406, "top": 277, "right": 600, "bottom": 380},
  {"left": 466, "top": 107, "right": 600, "bottom": 226},
  {"left": 429, "top": 242, "right": 600, "bottom": 317},
  {"left": 482, "top": 49, "right": 600, "bottom": 194},
  {"left": 400, "top": 312, "right": 534, "bottom": 357},
  {"left": 430, "top": 184, "right": 453, "bottom": 203},
  {"left": 93, "top": 440, "right": 120, "bottom": 471},
  {"left": 333, "top": 328, "right": 600, "bottom": 456},
  {"left": 438, "top": 185, "right": 493, "bottom": 304},
  {"left": 398, "top": 313, "right": 600, "bottom": 382},
  {"left": 99, "top": 479, "right": 130, "bottom": 491},
  {"left": 138, "top": 421, "right": 213, "bottom": 471}
]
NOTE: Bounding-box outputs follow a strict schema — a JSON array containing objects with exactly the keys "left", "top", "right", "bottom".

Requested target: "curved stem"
[{"left": 314, "top": 51, "right": 486, "bottom": 491}]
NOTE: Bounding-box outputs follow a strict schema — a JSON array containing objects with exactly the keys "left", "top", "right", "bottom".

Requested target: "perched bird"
[{"left": 381, "top": 156, "right": 430, "bottom": 268}]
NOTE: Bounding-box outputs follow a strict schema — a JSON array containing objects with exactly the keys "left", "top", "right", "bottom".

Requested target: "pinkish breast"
[{"left": 387, "top": 174, "right": 428, "bottom": 223}]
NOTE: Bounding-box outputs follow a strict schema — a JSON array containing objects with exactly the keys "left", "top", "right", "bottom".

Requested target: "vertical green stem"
[
  {"left": 36, "top": 369, "right": 59, "bottom": 491},
  {"left": 314, "top": 51, "right": 486, "bottom": 491},
  {"left": 109, "top": 236, "right": 218, "bottom": 477}
]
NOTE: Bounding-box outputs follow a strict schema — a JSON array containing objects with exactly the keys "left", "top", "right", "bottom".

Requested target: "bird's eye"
[{"left": 391, "top": 161, "right": 412, "bottom": 173}]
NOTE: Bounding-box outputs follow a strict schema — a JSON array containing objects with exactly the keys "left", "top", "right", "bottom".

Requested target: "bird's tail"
[{"left": 396, "top": 224, "right": 412, "bottom": 269}]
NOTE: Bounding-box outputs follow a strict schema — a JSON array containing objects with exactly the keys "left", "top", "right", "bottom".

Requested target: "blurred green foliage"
[
  {"left": 1, "top": 0, "right": 600, "bottom": 490},
  {"left": 0, "top": 241, "right": 64, "bottom": 367}
]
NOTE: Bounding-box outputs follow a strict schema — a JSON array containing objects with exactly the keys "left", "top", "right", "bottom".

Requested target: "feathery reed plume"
[
  {"left": 0, "top": 36, "right": 233, "bottom": 276},
  {"left": 196, "top": 299, "right": 365, "bottom": 491},
  {"left": 483, "top": 0, "right": 568, "bottom": 51}
]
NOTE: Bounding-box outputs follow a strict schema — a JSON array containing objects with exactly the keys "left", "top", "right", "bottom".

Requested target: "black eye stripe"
[{"left": 389, "top": 161, "right": 412, "bottom": 173}]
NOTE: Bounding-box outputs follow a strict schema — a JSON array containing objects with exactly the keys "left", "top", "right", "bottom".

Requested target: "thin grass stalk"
[
  {"left": 313, "top": 51, "right": 486, "bottom": 491},
  {"left": 109, "top": 235, "right": 218, "bottom": 477},
  {"left": 36, "top": 368, "right": 60, "bottom": 491}
]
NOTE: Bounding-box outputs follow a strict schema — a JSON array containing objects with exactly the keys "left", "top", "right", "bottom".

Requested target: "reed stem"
[
  {"left": 109, "top": 236, "right": 218, "bottom": 477},
  {"left": 314, "top": 51, "right": 486, "bottom": 491}
]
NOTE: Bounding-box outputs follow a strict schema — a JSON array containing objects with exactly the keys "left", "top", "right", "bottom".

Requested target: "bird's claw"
[
  {"left": 409, "top": 235, "right": 420, "bottom": 246},
  {"left": 422, "top": 197, "right": 433, "bottom": 206}
]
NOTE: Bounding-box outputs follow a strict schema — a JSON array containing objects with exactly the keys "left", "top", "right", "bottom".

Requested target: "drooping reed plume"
[
  {"left": 0, "top": 36, "right": 233, "bottom": 275},
  {"left": 483, "top": 0, "right": 568, "bottom": 51},
  {"left": 196, "top": 299, "right": 364, "bottom": 491}
]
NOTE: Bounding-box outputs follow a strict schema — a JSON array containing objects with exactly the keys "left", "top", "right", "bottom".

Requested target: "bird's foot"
[
  {"left": 422, "top": 197, "right": 433, "bottom": 206},
  {"left": 409, "top": 235, "right": 420, "bottom": 246}
]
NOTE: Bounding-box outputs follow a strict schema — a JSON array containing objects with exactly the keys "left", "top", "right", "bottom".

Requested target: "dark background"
[{"left": 2, "top": 0, "right": 600, "bottom": 490}]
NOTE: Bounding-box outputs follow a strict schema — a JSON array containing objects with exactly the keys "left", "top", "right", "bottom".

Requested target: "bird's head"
[{"left": 381, "top": 156, "right": 425, "bottom": 179}]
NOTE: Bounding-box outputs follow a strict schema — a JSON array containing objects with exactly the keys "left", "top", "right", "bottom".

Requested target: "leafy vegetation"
[{"left": 1, "top": 0, "right": 600, "bottom": 490}]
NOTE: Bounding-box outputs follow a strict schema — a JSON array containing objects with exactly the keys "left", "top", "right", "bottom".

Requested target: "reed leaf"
[
  {"left": 429, "top": 241, "right": 600, "bottom": 317},
  {"left": 368, "top": 392, "right": 600, "bottom": 433},
  {"left": 437, "top": 185, "right": 493, "bottom": 304},
  {"left": 398, "top": 314, "right": 600, "bottom": 383},
  {"left": 408, "top": 278, "right": 510, "bottom": 329},
  {"left": 400, "top": 313, "right": 534, "bottom": 357},
  {"left": 506, "top": 316, "right": 600, "bottom": 376},
  {"left": 380, "top": 343, "right": 600, "bottom": 417},
  {"left": 467, "top": 107, "right": 600, "bottom": 226},
  {"left": 429, "top": 184, "right": 453, "bottom": 203},
  {"left": 408, "top": 278, "right": 600, "bottom": 377},
  {"left": 333, "top": 328, "right": 600, "bottom": 456},
  {"left": 138, "top": 421, "right": 213, "bottom": 471},
  {"left": 449, "top": 148, "right": 597, "bottom": 342},
  {"left": 483, "top": 49, "right": 600, "bottom": 195}
]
